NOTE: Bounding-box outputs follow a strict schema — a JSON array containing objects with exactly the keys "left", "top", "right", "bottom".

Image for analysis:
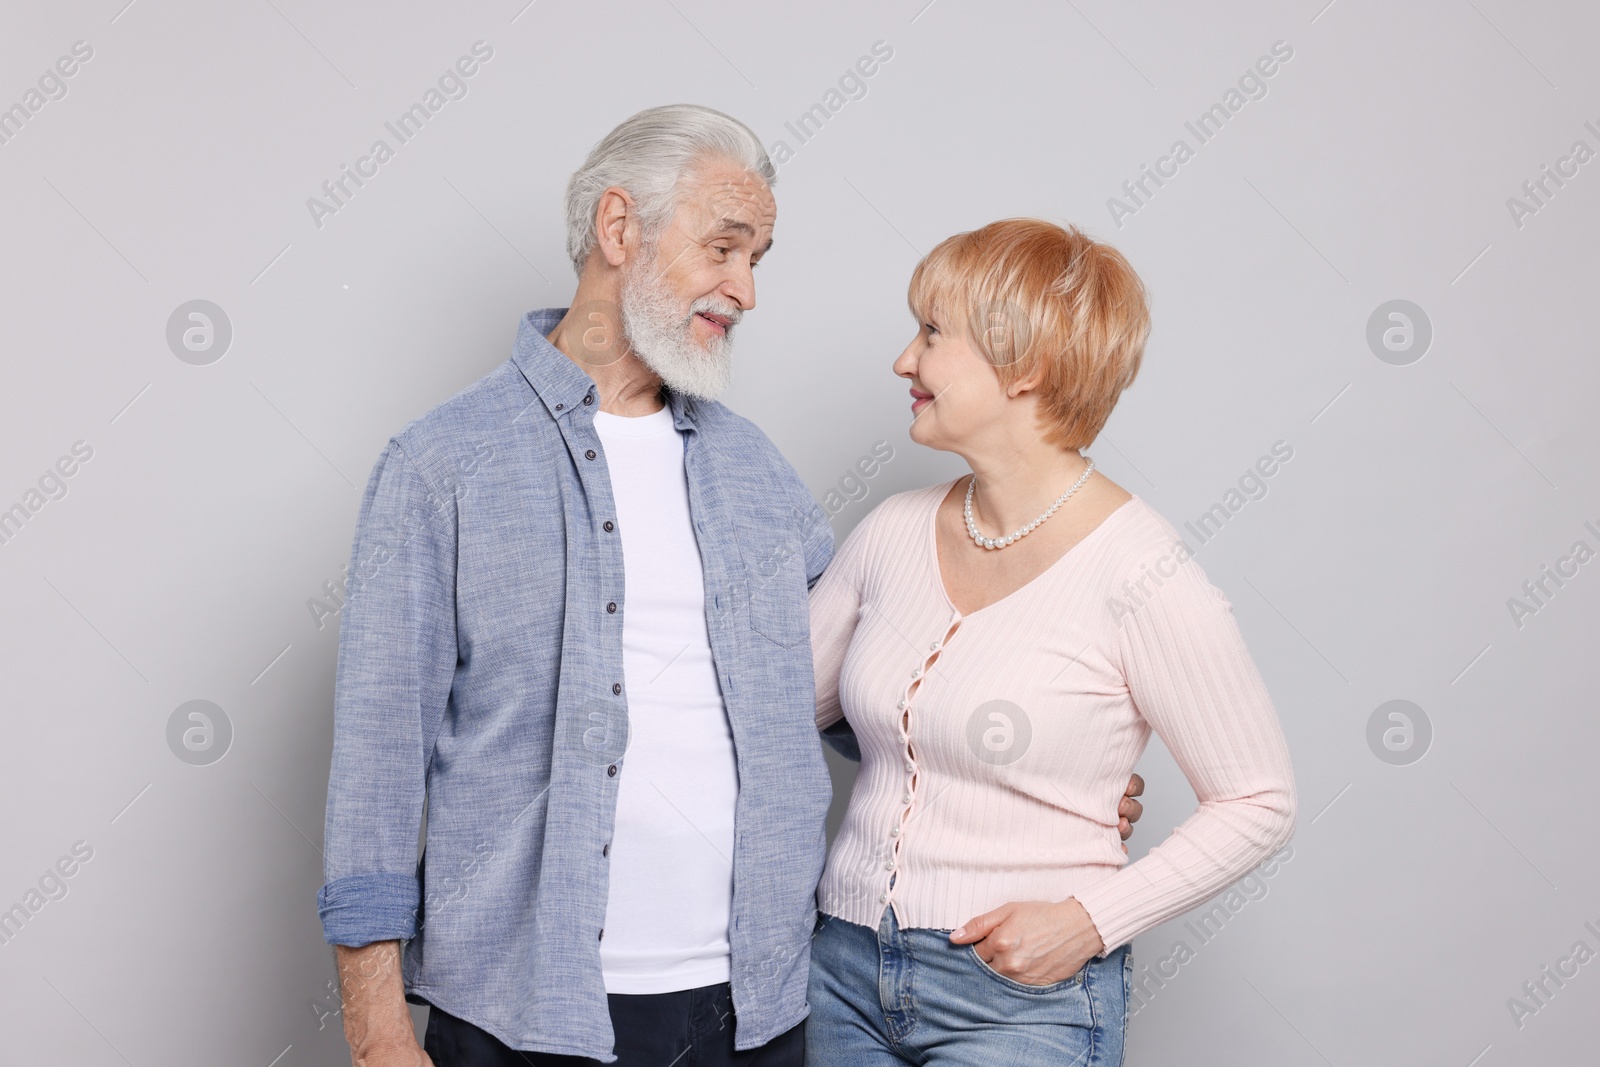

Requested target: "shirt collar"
[{"left": 510, "top": 308, "right": 701, "bottom": 431}]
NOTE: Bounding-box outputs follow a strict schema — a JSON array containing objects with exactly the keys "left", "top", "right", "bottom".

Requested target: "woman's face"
[{"left": 892, "top": 308, "right": 1012, "bottom": 452}]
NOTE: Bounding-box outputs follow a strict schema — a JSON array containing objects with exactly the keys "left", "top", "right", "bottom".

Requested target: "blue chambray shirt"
[{"left": 318, "top": 308, "right": 836, "bottom": 1060}]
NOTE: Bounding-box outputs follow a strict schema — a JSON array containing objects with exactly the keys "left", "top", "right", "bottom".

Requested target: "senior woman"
[{"left": 805, "top": 219, "right": 1297, "bottom": 1065}]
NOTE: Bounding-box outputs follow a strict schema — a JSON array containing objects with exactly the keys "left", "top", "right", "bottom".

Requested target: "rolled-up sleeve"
[
  {"left": 317, "top": 438, "right": 459, "bottom": 947},
  {"left": 1074, "top": 548, "right": 1298, "bottom": 954}
]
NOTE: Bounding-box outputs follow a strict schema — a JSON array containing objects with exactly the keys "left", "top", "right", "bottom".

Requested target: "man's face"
[{"left": 619, "top": 160, "right": 776, "bottom": 399}]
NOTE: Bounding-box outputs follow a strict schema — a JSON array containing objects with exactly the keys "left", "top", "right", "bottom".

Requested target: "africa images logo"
[{"left": 305, "top": 41, "right": 494, "bottom": 229}]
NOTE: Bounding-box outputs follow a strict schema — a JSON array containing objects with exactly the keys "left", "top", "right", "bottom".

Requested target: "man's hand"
[
  {"left": 1118, "top": 772, "right": 1145, "bottom": 853},
  {"left": 335, "top": 941, "right": 434, "bottom": 1067},
  {"left": 949, "top": 898, "right": 1105, "bottom": 988}
]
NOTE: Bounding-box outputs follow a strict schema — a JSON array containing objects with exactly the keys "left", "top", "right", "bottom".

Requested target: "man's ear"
[{"left": 594, "top": 187, "right": 637, "bottom": 268}]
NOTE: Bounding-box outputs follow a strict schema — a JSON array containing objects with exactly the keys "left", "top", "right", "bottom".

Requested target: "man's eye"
[
  {"left": 924, "top": 323, "right": 938, "bottom": 335},
  {"left": 713, "top": 245, "right": 731, "bottom": 256}
]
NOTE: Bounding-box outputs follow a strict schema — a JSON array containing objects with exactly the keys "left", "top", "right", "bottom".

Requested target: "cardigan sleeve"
[
  {"left": 808, "top": 503, "right": 882, "bottom": 731},
  {"left": 1073, "top": 540, "right": 1298, "bottom": 954}
]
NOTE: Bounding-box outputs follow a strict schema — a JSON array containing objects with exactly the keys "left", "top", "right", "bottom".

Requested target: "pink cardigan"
[{"left": 810, "top": 480, "right": 1297, "bottom": 952}]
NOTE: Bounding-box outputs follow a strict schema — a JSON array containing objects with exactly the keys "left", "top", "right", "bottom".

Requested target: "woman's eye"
[{"left": 924, "top": 323, "right": 938, "bottom": 335}]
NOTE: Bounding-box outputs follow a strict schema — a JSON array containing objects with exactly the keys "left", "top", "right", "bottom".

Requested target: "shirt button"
[
  {"left": 555, "top": 403, "right": 565, "bottom": 412},
  {"left": 585, "top": 449, "right": 597, "bottom": 460},
  {"left": 612, "top": 682, "right": 622, "bottom": 695},
  {"left": 603, "top": 520, "right": 614, "bottom": 532},
  {"left": 583, "top": 394, "right": 594, "bottom": 405},
  {"left": 606, "top": 602, "right": 617, "bottom": 613},
  {"left": 607, "top": 765, "right": 618, "bottom": 777},
  {"left": 603, "top": 843, "right": 611, "bottom": 857},
  {"left": 598, "top": 928, "right": 604, "bottom": 941}
]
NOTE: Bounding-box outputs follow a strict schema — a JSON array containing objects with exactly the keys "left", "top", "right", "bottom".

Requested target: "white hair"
[
  {"left": 564, "top": 104, "right": 776, "bottom": 275},
  {"left": 620, "top": 256, "right": 739, "bottom": 400}
]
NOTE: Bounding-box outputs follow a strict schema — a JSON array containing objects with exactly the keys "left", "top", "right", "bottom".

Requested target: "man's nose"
[{"left": 723, "top": 263, "right": 756, "bottom": 311}]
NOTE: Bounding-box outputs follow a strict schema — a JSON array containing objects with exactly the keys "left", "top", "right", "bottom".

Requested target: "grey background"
[{"left": 2, "top": 0, "right": 1596, "bottom": 1063}]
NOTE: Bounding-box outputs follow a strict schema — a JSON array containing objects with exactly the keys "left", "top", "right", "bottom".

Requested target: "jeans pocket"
[{"left": 966, "top": 943, "right": 1083, "bottom": 995}]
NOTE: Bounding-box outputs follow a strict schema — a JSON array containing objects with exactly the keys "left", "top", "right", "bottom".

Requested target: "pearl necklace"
[{"left": 964, "top": 456, "right": 1096, "bottom": 550}]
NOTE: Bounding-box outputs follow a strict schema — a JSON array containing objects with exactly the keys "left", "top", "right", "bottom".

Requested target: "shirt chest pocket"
[{"left": 734, "top": 519, "right": 810, "bottom": 648}]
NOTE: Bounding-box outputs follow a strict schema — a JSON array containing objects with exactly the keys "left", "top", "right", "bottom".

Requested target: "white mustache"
[{"left": 689, "top": 298, "right": 742, "bottom": 328}]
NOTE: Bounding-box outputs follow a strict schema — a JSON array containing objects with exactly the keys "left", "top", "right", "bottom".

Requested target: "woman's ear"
[{"left": 1005, "top": 369, "right": 1044, "bottom": 399}]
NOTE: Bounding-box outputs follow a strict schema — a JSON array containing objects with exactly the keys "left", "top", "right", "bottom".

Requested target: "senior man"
[{"left": 318, "top": 104, "right": 1145, "bottom": 1067}]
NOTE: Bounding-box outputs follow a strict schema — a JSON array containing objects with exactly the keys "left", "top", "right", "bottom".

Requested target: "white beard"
[{"left": 619, "top": 254, "right": 740, "bottom": 401}]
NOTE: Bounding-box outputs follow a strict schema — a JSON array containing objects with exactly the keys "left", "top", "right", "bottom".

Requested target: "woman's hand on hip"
[
  {"left": 949, "top": 898, "right": 1106, "bottom": 987},
  {"left": 1119, "top": 772, "right": 1145, "bottom": 853}
]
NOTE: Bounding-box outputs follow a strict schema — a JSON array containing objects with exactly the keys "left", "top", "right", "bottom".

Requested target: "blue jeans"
[{"left": 806, "top": 909, "right": 1131, "bottom": 1066}]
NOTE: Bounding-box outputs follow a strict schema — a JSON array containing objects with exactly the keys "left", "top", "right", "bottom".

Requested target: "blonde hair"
[{"left": 907, "top": 218, "right": 1150, "bottom": 449}]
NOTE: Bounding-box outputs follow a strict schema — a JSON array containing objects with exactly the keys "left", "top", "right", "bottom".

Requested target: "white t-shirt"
[{"left": 593, "top": 404, "right": 739, "bottom": 994}]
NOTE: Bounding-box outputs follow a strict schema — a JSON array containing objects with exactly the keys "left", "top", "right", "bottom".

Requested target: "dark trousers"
[{"left": 422, "top": 982, "right": 805, "bottom": 1066}]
